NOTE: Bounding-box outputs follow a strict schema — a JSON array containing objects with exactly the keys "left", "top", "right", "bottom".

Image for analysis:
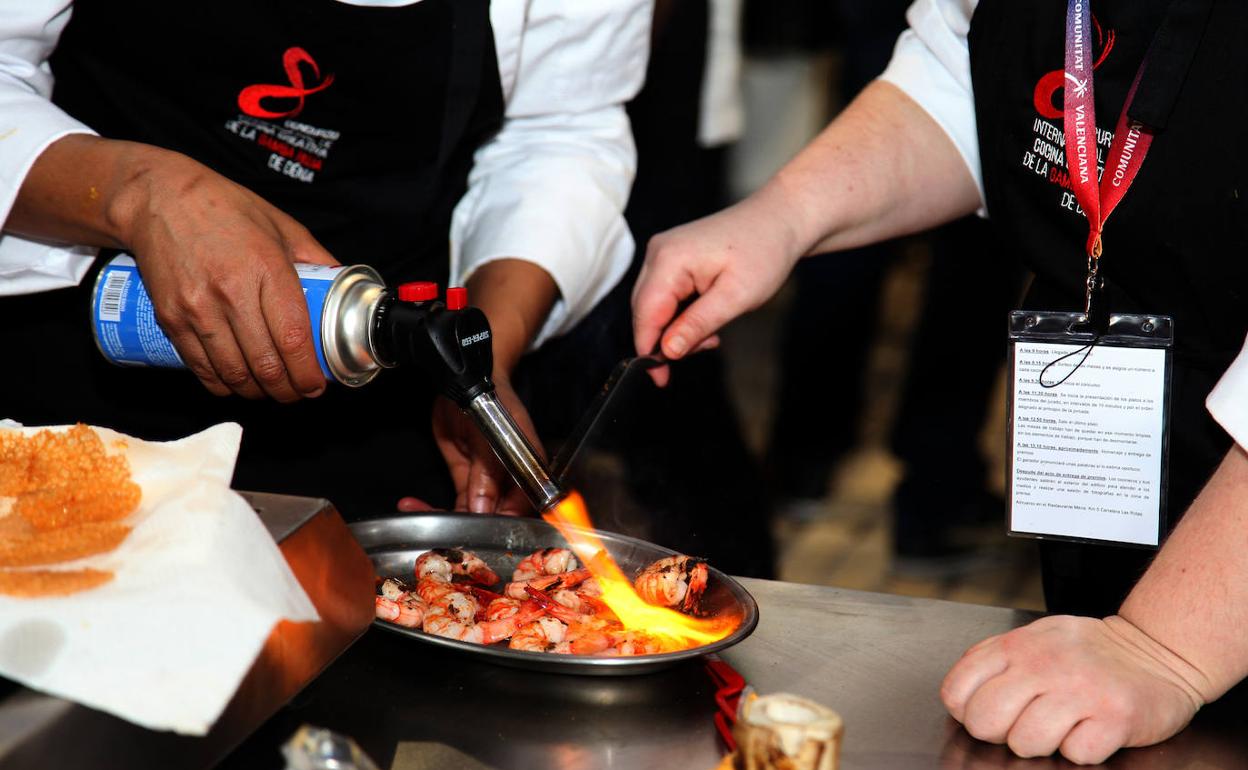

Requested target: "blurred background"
[{"left": 523, "top": 0, "right": 1044, "bottom": 612}]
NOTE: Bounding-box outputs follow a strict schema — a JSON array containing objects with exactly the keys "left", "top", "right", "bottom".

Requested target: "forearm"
[
  {"left": 1119, "top": 444, "right": 1248, "bottom": 701},
  {"left": 749, "top": 80, "right": 981, "bottom": 259},
  {"left": 5, "top": 133, "right": 178, "bottom": 249},
  {"left": 464, "top": 259, "right": 559, "bottom": 378}
]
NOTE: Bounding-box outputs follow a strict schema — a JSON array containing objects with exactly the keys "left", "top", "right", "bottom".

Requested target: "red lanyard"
[{"left": 1063, "top": 0, "right": 1155, "bottom": 312}]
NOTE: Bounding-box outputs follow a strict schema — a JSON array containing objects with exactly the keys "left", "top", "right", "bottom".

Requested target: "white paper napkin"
[{"left": 0, "top": 422, "right": 320, "bottom": 735}]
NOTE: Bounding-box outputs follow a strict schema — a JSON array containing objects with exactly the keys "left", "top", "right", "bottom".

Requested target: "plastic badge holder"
[{"left": 1006, "top": 311, "right": 1174, "bottom": 549}]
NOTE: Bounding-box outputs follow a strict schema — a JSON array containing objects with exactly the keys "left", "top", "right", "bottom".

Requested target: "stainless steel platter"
[{"left": 348, "top": 513, "right": 760, "bottom": 675}]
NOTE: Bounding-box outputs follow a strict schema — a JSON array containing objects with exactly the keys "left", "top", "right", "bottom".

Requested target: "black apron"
[
  {"left": 969, "top": 0, "right": 1248, "bottom": 614},
  {"left": 0, "top": 0, "right": 504, "bottom": 519}
]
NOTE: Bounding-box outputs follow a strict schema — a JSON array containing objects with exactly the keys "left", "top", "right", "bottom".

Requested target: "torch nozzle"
[{"left": 464, "top": 391, "right": 566, "bottom": 513}]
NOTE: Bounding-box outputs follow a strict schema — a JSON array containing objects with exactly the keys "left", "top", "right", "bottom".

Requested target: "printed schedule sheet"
[{"left": 1010, "top": 342, "right": 1168, "bottom": 546}]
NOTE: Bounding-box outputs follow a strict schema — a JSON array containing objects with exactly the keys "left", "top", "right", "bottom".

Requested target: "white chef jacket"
[
  {"left": 877, "top": 0, "right": 1248, "bottom": 452},
  {"left": 0, "top": 0, "right": 650, "bottom": 347}
]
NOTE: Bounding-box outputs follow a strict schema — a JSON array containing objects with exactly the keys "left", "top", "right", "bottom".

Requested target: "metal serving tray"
[{"left": 348, "top": 513, "right": 759, "bottom": 676}]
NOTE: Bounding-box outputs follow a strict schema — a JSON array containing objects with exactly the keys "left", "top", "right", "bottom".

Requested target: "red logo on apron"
[
  {"left": 238, "top": 47, "right": 334, "bottom": 119},
  {"left": 1032, "top": 17, "right": 1115, "bottom": 119}
]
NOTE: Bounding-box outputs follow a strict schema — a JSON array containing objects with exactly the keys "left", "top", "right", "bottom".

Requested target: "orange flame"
[{"left": 543, "top": 491, "right": 740, "bottom": 652}]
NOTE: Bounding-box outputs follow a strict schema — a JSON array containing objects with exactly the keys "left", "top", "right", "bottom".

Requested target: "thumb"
[
  {"left": 281, "top": 220, "right": 341, "bottom": 267},
  {"left": 660, "top": 290, "right": 741, "bottom": 360}
]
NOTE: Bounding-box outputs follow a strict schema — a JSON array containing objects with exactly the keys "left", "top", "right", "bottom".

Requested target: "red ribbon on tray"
[{"left": 705, "top": 654, "right": 751, "bottom": 752}]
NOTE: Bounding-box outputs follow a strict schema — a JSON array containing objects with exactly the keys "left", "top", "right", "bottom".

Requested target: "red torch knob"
[
  {"left": 397, "top": 281, "right": 438, "bottom": 303},
  {"left": 446, "top": 287, "right": 468, "bottom": 310}
]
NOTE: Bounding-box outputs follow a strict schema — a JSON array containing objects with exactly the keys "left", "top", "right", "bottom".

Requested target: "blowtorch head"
[{"left": 372, "top": 288, "right": 566, "bottom": 513}]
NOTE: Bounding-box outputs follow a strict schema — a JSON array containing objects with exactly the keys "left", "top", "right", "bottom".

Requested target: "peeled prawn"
[
  {"left": 550, "top": 586, "right": 612, "bottom": 618},
  {"left": 511, "top": 547, "right": 578, "bottom": 582},
  {"left": 524, "top": 585, "right": 623, "bottom": 655},
  {"left": 508, "top": 616, "right": 569, "bottom": 652},
  {"left": 505, "top": 567, "right": 592, "bottom": 600},
  {"left": 380, "top": 577, "right": 411, "bottom": 601},
  {"left": 414, "top": 548, "right": 499, "bottom": 585},
  {"left": 415, "top": 575, "right": 459, "bottom": 605},
  {"left": 375, "top": 592, "right": 427, "bottom": 628},
  {"left": 485, "top": 596, "right": 524, "bottom": 622},
  {"left": 634, "top": 555, "right": 708, "bottom": 614},
  {"left": 423, "top": 595, "right": 544, "bottom": 645}
]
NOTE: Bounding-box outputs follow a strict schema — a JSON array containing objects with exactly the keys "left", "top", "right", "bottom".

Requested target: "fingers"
[
  {"left": 166, "top": 327, "right": 230, "bottom": 397},
  {"left": 1060, "top": 718, "right": 1131, "bottom": 766},
  {"left": 1006, "top": 694, "right": 1089, "bottom": 759},
  {"left": 960, "top": 671, "right": 1042, "bottom": 744},
  {"left": 432, "top": 397, "right": 474, "bottom": 511},
  {"left": 942, "top": 641, "right": 1008, "bottom": 723},
  {"left": 463, "top": 453, "right": 505, "bottom": 514},
  {"left": 694, "top": 334, "right": 722, "bottom": 353},
  {"left": 495, "top": 483, "right": 532, "bottom": 517},
  {"left": 196, "top": 261, "right": 322, "bottom": 402},
  {"left": 658, "top": 290, "right": 739, "bottom": 360},
  {"left": 177, "top": 306, "right": 265, "bottom": 400},
  {"left": 631, "top": 259, "right": 685, "bottom": 360},
  {"left": 644, "top": 335, "right": 719, "bottom": 388},
  {"left": 257, "top": 264, "right": 327, "bottom": 398},
  {"left": 278, "top": 219, "right": 340, "bottom": 267},
  {"left": 397, "top": 497, "right": 435, "bottom": 512}
]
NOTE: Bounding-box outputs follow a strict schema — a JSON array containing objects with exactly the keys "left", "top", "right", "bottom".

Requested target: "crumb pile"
[{"left": 0, "top": 425, "right": 141, "bottom": 597}]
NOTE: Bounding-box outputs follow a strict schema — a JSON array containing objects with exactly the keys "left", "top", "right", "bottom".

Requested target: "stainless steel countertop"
[
  {"left": 221, "top": 576, "right": 1248, "bottom": 770},
  {"left": 2, "top": 491, "right": 1243, "bottom": 769}
]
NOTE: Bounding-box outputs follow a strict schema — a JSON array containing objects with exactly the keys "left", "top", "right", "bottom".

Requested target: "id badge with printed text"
[{"left": 1006, "top": 311, "right": 1173, "bottom": 548}]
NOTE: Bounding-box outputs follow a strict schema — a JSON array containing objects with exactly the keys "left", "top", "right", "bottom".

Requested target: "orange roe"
[
  {"left": 0, "top": 424, "right": 141, "bottom": 596},
  {"left": 0, "top": 568, "right": 114, "bottom": 598}
]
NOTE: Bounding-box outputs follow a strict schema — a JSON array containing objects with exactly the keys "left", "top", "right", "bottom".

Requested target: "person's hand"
[
  {"left": 941, "top": 615, "right": 1206, "bottom": 765},
  {"left": 631, "top": 197, "right": 804, "bottom": 386},
  {"left": 396, "top": 496, "right": 436, "bottom": 513},
  {"left": 117, "top": 151, "right": 339, "bottom": 402},
  {"left": 432, "top": 377, "right": 537, "bottom": 516}
]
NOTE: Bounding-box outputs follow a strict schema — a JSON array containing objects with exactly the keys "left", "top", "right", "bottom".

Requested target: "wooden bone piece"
[{"left": 732, "top": 693, "right": 843, "bottom": 770}]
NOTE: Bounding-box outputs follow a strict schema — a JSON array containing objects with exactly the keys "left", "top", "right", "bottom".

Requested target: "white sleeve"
[
  {"left": 0, "top": 0, "right": 99, "bottom": 295},
  {"left": 878, "top": 0, "right": 985, "bottom": 212},
  {"left": 1207, "top": 336, "right": 1248, "bottom": 451},
  {"left": 451, "top": 0, "right": 650, "bottom": 348}
]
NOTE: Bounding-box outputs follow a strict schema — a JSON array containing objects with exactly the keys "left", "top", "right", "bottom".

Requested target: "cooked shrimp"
[
  {"left": 414, "top": 548, "right": 499, "bottom": 585},
  {"left": 430, "top": 587, "right": 479, "bottom": 624},
  {"left": 634, "top": 555, "right": 708, "bottom": 614},
  {"left": 423, "top": 597, "right": 544, "bottom": 645},
  {"left": 380, "top": 577, "right": 411, "bottom": 601},
  {"left": 551, "top": 587, "right": 613, "bottom": 618},
  {"left": 375, "top": 593, "right": 427, "bottom": 628},
  {"left": 555, "top": 616, "right": 626, "bottom": 655},
  {"left": 508, "top": 616, "right": 569, "bottom": 652},
  {"left": 523, "top": 585, "right": 624, "bottom": 655},
  {"left": 485, "top": 596, "right": 524, "bottom": 622},
  {"left": 511, "top": 547, "right": 578, "bottom": 582},
  {"left": 415, "top": 576, "right": 458, "bottom": 605},
  {"left": 504, "top": 567, "right": 593, "bottom": 600}
]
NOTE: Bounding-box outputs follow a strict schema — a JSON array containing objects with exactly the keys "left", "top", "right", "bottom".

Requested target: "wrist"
[
  {"left": 464, "top": 259, "right": 557, "bottom": 378},
  {"left": 747, "top": 177, "right": 811, "bottom": 260},
  {"left": 104, "top": 143, "right": 192, "bottom": 249},
  {"left": 479, "top": 306, "right": 528, "bottom": 379},
  {"left": 1104, "top": 614, "right": 1213, "bottom": 705}
]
